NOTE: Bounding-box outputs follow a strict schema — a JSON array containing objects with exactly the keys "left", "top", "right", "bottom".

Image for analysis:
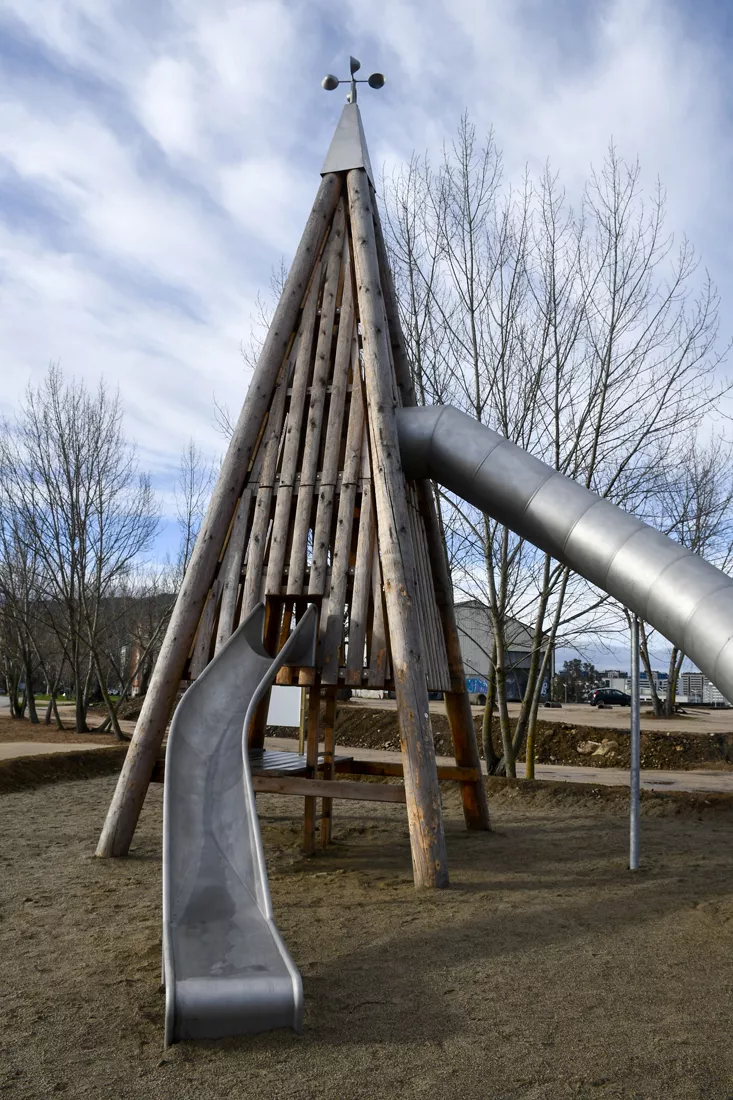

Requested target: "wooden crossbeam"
[
  {"left": 252, "top": 775, "right": 405, "bottom": 804},
  {"left": 334, "top": 759, "right": 480, "bottom": 783}
]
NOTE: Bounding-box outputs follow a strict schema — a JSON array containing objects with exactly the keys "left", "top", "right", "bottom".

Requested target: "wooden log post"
[
  {"left": 372, "top": 194, "right": 490, "bottom": 832},
  {"left": 96, "top": 173, "right": 342, "bottom": 858},
  {"left": 302, "top": 679, "right": 321, "bottom": 856},
  {"left": 319, "top": 688, "right": 338, "bottom": 846},
  {"left": 347, "top": 168, "right": 449, "bottom": 889}
]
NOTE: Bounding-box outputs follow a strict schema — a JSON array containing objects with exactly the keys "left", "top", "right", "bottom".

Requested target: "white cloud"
[{"left": 0, "top": 0, "right": 730, "bottom": 535}]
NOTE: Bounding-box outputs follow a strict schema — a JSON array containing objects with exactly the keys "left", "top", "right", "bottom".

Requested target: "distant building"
[
  {"left": 680, "top": 672, "right": 704, "bottom": 702},
  {"left": 603, "top": 668, "right": 730, "bottom": 707},
  {"left": 601, "top": 671, "right": 629, "bottom": 692},
  {"left": 454, "top": 600, "right": 554, "bottom": 702}
]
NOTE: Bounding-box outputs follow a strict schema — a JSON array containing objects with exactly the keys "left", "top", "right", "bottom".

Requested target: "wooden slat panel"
[
  {"left": 319, "top": 348, "right": 365, "bottom": 683},
  {"left": 309, "top": 246, "right": 355, "bottom": 597},
  {"left": 367, "top": 545, "right": 389, "bottom": 686},
  {"left": 188, "top": 575, "right": 223, "bottom": 679},
  {"left": 346, "top": 446, "right": 375, "bottom": 684},
  {"left": 409, "top": 487, "right": 451, "bottom": 691},
  {"left": 407, "top": 496, "right": 440, "bottom": 688},
  {"left": 239, "top": 373, "right": 291, "bottom": 621},
  {"left": 288, "top": 204, "right": 346, "bottom": 594},
  {"left": 252, "top": 775, "right": 406, "bottom": 804},
  {"left": 265, "top": 268, "right": 322, "bottom": 595},
  {"left": 213, "top": 487, "right": 255, "bottom": 653}
]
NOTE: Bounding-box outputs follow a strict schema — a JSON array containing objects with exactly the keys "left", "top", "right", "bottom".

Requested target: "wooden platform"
[{"left": 151, "top": 747, "right": 478, "bottom": 799}]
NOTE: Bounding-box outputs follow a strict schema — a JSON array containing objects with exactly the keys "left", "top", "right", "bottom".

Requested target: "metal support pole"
[{"left": 629, "top": 615, "right": 641, "bottom": 870}]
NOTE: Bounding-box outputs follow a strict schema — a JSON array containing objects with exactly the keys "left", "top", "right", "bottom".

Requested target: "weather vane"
[{"left": 321, "top": 56, "right": 385, "bottom": 104}]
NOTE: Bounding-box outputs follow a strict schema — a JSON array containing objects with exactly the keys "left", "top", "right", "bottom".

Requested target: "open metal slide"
[
  {"left": 397, "top": 405, "right": 733, "bottom": 701},
  {"left": 162, "top": 602, "right": 317, "bottom": 1046}
]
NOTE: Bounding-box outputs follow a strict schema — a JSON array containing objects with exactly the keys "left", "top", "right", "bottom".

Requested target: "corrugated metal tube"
[{"left": 397, "top": 405, "right": 733, "bottom": 701}]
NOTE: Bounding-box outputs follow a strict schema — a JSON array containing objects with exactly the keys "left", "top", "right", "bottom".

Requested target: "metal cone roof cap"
[{"left": 321, "top": 102, "right": 375, "bottom": 186}]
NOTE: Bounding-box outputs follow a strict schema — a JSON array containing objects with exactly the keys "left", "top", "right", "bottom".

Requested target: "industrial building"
[{"left": 453, "top": 600, "right": 553, "bottom": 702}]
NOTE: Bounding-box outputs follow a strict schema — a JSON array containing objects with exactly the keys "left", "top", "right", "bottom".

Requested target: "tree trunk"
[
  {"left": 494, "top": 642, "right": 515, "bottom": 778},
  {"left": 93, "top": 651, "right": 123, "bottom": 740},
  {"left": 8, "top": 670, "right": 24, "bottom": 719},
  {"left": 24, "top": 656, "right": 39, "bottom": 724},
  {"left": 481, "top": 641, "right": 499, "bottom": 772},
  {"left": 525, "top": 643, "right": 554, "bottom": 779},
  {"left": 74, "top": 665, "right": 88, "bottom": 732},
  {"left": 638, "top": 623, "right": 663, "bottom": 716},
  {"left": 664, "top": 647, "right": 684, "bottom": 716}
]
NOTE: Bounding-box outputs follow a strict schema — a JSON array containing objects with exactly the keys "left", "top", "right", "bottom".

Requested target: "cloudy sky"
[{"left": 1, "top": 0, "right": 731, "bottom": 669}]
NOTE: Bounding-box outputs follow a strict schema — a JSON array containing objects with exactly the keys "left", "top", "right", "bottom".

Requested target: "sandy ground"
[
  {"left": 0, "top": 742, "right": 105, "bottom": 760},
  {"left": 2, "top": 777, "right": 733, "bottom": 1099}
]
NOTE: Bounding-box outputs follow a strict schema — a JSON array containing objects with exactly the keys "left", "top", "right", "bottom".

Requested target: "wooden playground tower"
[{"left": 97, "top": 77, "right": 489, "bottom": 888}]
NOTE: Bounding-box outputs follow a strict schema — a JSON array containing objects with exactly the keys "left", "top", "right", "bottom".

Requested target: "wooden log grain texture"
[
  {"left": 213, "top": 487, "right": 255, "bottom": 654},
  {"left": 319, "top": 352, "right": 365, "bottom": 683},
  {"left": 288, "top": 203, "right": 346, "bottom": 594},
  {"left": 373, "top": 192, "right": 489, "bottom": 832},
  {"left": 367, "top": 545, "right": 389, "bottom": 685},
  {"left": 253, "top": 775, "right": 405, "bottom": 804},
  {"left": 302, "top": 680, "right": 321, "bottom": 854},
  {"left": 265, "top": 269, "right": 323, "bottom": 595},
  {"left": 319, "top": 689, "right": 338, "bottom": 845},
  {"left": 240, "top": 376, "right": 290, "bottom": 620},
  {"left": 96, "top": 173, "right": 341, "bottom": 858},
  {"left": 335, "top": 759, "right": 480, "bottom": 783},
  {"left": 308, "top": 242, "right": 355, "bottom": 597},
  {"left": 187, "top": 575, "right": 223, "bottom": 679},
  {"left": 345, "top": 444, "right": 375, "bottom": 684},
  {"left": 375, "top": 280, "right": 449, "bottom": 692},
  {"left": 348, "top": 167, "right": 449, "bottom": 888}
]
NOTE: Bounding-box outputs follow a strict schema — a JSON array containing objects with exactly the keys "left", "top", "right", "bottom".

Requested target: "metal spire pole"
[{"left": 629, "top": 615, "right": 641, "bottom": 870}]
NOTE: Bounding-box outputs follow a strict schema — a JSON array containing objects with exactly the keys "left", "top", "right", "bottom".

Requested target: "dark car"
[{"left": 590, "top": 688, "right": 630, "bottom": 707}]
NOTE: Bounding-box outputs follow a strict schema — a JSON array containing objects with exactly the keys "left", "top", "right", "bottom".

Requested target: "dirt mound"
[
  {"left": 270, "top": 705, "right": 733, "bottom": 771},
  {"left": 0, "top": 747, "right": 126, "bottom": 793},
  {"left": 116, "top": 696, "right": 146, "bottom": 720},
  {"left": 0, "top": 714, "right": 112, "bottom": 746}
]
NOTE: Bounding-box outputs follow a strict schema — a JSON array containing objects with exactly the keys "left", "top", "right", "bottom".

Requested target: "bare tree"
[
  {"left": 384, "top": 116, "right": 727, "bottom": 776},
  {"left": 636, "top": 433, "right": 733, "bottom": 715},
  {"left": 1, "top": 365, "right": 158, "bottom": 733},
  {"left": 174, "top": 438, "right": 215, "bottom": 579},
  {"left": 0, "top": 490, "right": 42, "bottom": 722}
]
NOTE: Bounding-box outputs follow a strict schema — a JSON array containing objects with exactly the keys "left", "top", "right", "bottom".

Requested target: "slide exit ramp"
[
  {"left": 398, "top": 405, "right": 733, "bottom": 702},
  {"left": 162, "top": 602, "right": 317, "bottom": 1046}
]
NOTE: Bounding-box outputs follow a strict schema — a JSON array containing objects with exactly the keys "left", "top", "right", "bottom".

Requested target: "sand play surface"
[{"left": 1, "top": 777, "right": 732, "bottom": 1099}]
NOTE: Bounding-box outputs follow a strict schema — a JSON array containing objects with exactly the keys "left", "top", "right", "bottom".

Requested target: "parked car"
[{"left": 590, "top": 688, "right": 631, "bottom": 707}]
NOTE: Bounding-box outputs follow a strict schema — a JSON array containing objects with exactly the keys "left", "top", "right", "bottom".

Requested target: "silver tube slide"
[
  {"left": 397, "top": 405, "right": 733, "bottom": 701},
  {"left": 162, "top": 603, "right": 317, "bottom": 1045}
]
